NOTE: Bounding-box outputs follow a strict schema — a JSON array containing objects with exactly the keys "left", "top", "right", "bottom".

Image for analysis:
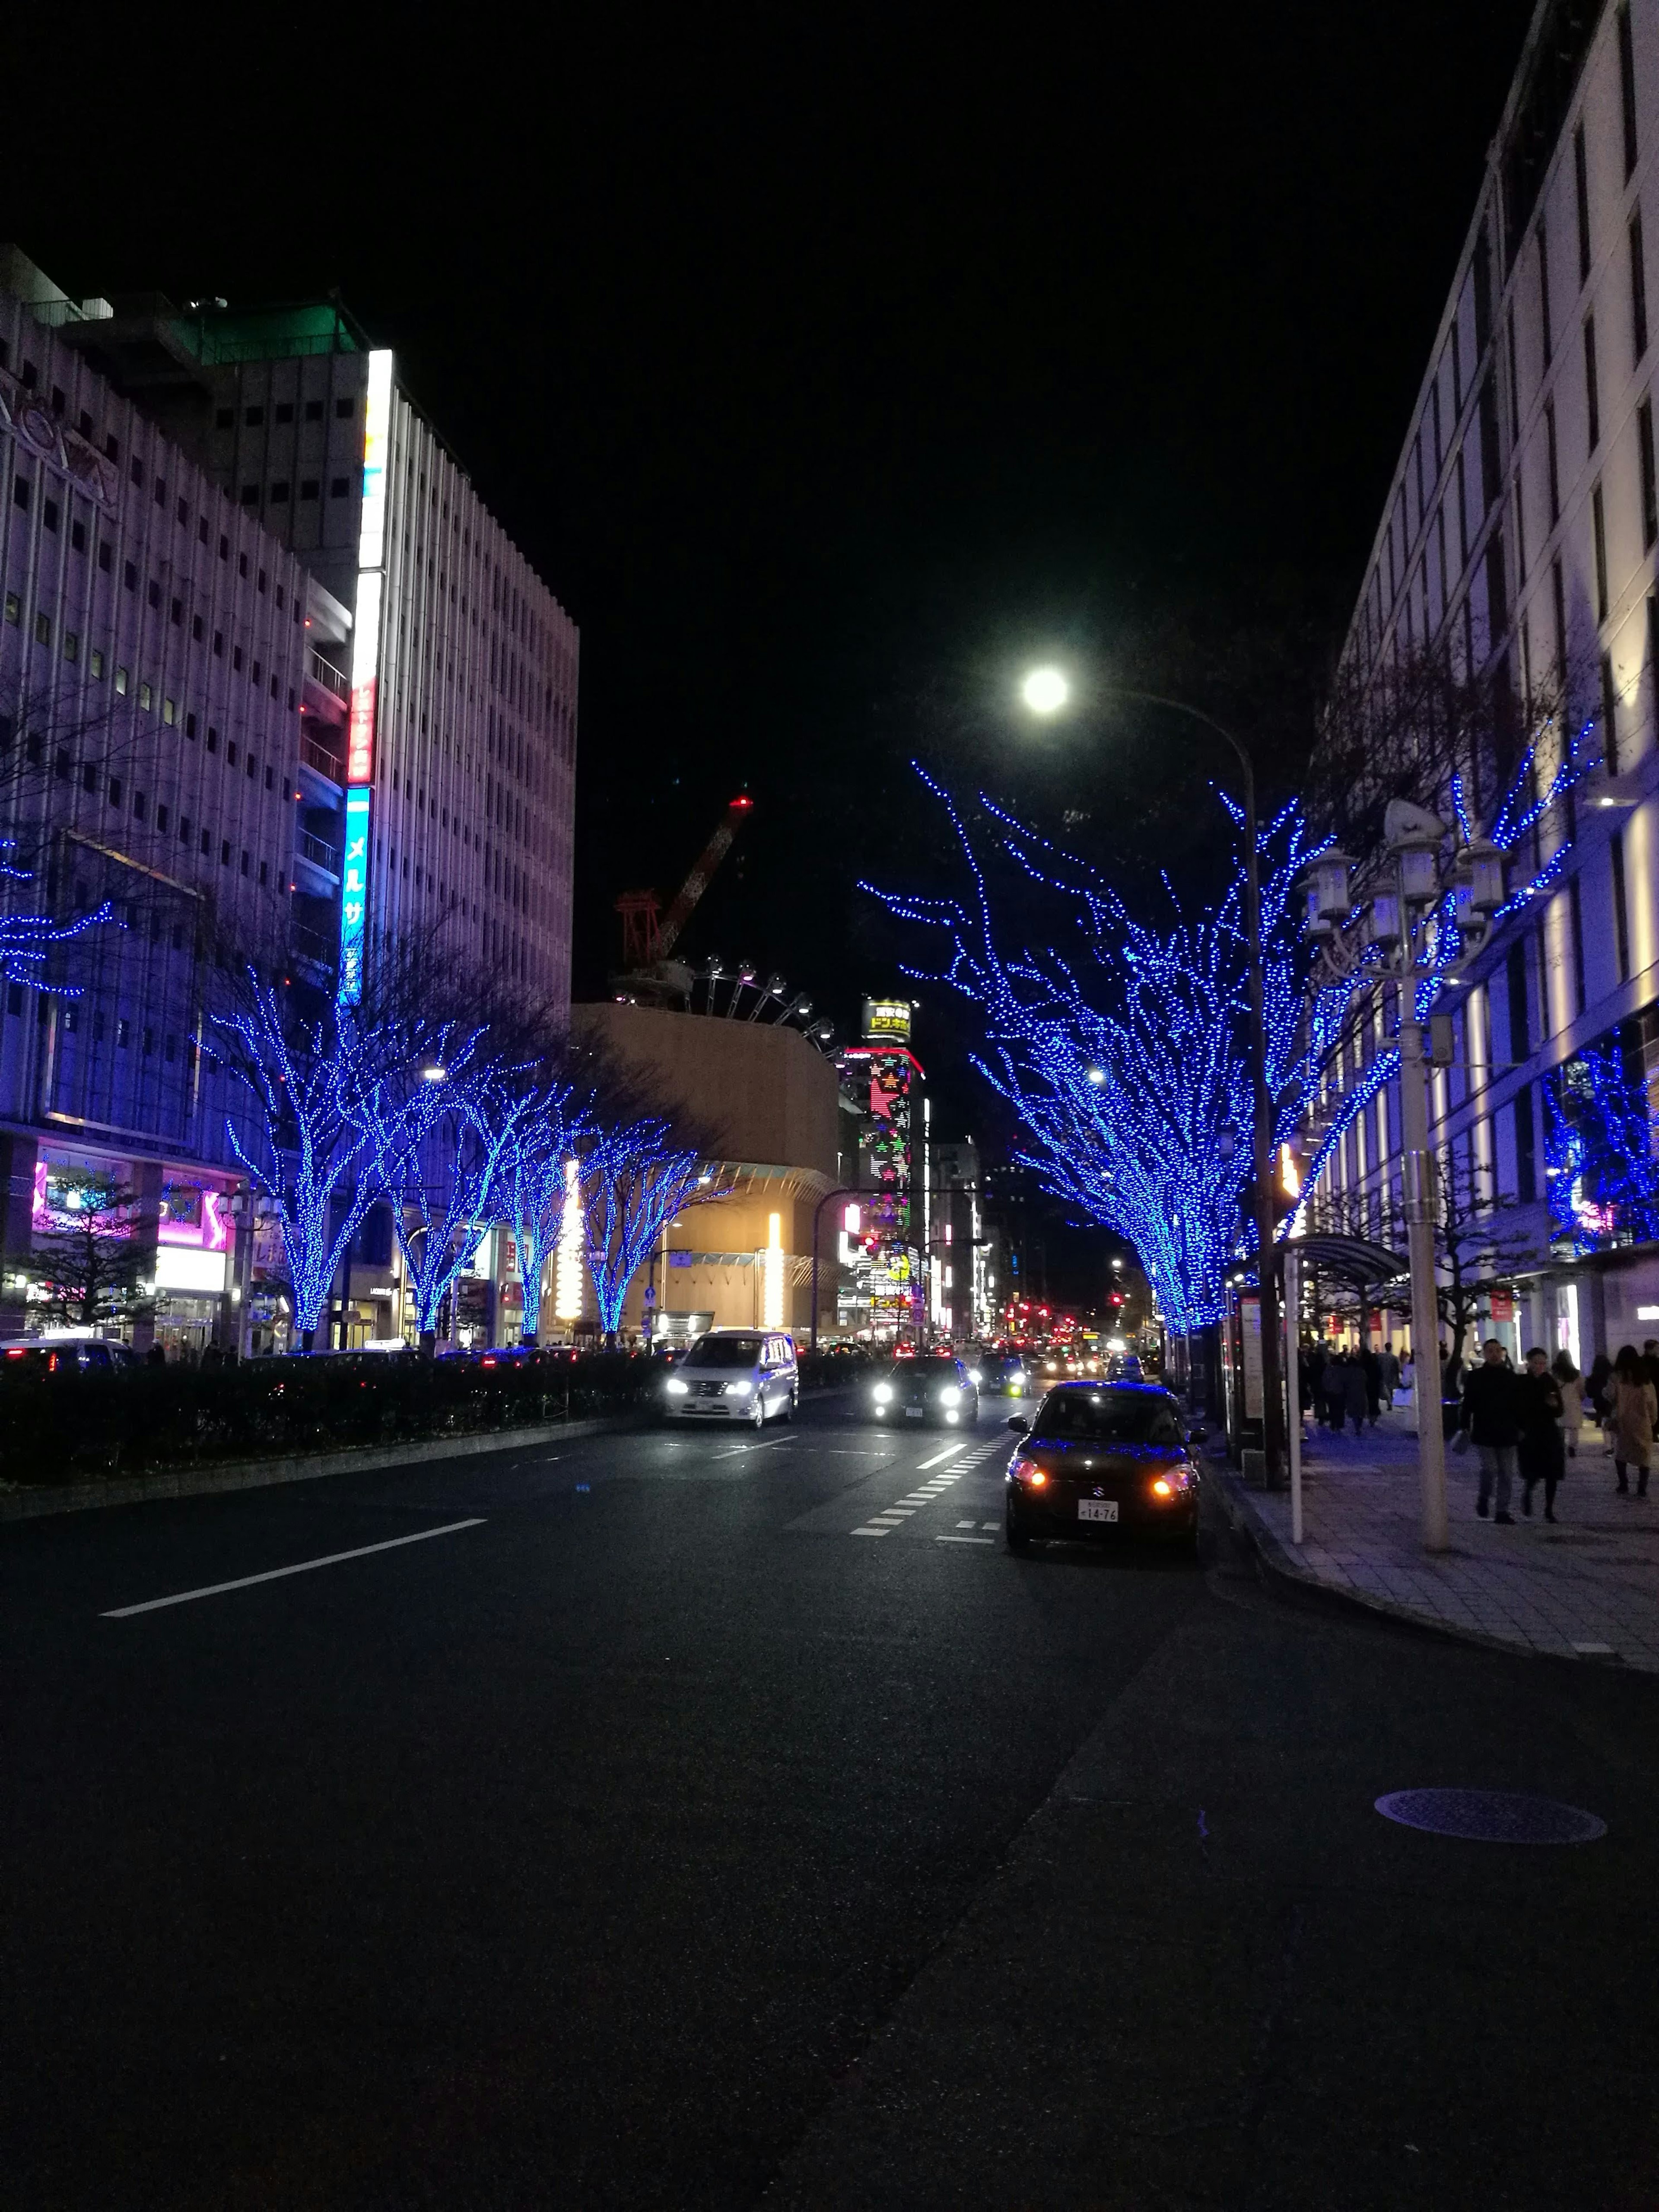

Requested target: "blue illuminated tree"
[
  {"left": 1544, "top": 1039, "right": 1659, "bottom": 1256},
  {"left": 495, "top": 1084, "right": 594, "bottom": 1342},
  {"left": 579, "top": 1120, "right": 730, "bottom": 1342},
  {"left": 866, "top": 771, "right": 1322, "bottom": 1334},
  {"left": 0, "top": 841, "right": 116, "bottom": 988},
  {"left": 211, "top": 980, "right": 482, "bottom": 1350}
]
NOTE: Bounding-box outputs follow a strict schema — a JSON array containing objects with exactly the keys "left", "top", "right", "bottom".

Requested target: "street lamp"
[
  {"left": 1303, "top": 796, "right": 1505, "bottom": 1553},
  {"left": 1017, "top": 673, "right": 1287, "bottom": 1480},
  {"left": 1021, "top": 666, "right": 1070, "bottom": 715}
]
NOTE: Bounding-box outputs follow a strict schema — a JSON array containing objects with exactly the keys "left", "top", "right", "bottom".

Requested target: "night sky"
[{"left": 9, "top": 4, "right": 1535, "bottom": 1276}]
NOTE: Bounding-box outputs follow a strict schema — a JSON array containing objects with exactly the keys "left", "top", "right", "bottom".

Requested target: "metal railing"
[
  {"left": 291, "top": 922, "right": 334, "bottom": 966},
  {"left": 300, "top": 733, "right": 343, "bottom": 784},
  {"left": 299, "top": 832, "right": 340, "bottom": 874},
  {"left": 307, "top": 650, "right": 349, "bottom": 702}
]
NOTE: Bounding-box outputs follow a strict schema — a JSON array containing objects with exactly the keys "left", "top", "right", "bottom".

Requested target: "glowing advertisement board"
[
  {"left": 339, "top": 348, "right": 394, "bottom": 1001},
  {"left": 339, "top": 788, "right": 371, "bottom": 1002}
]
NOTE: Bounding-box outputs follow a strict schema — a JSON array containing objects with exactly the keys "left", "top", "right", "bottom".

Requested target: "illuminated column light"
[
  {"left": 763, "top": 1210, "right": 784, "bottom": 1328},
  {"left": 555, "top": 1157, "right": 585, "bottom": 1323}
]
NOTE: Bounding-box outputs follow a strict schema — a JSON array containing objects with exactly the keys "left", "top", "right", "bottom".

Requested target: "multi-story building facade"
[
  {"left": 1307, "top": 0, "right": 1659, "bottom": 1373},
  {"left": 929, "top": 1138, "right": 992, "bottom": 1343},
  {"left": 0, "top": 248, "right": 579, "bottom": 1352},
  {"left": 49, "top": 270, "right": 579, "bottom": 1012}
]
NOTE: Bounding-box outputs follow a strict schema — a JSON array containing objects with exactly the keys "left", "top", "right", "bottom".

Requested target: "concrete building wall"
[{"left": 571, "top": 1003, "right": 840, "bottom": 1341}]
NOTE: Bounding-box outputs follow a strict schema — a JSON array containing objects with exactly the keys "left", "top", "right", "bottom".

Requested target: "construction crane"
[{"left": 613, "top": 795, "right": 753, "bottom": 989}]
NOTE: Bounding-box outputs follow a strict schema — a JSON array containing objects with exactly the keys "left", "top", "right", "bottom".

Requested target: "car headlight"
[
  {"left": 939, "top": 1384, "right": 961, "bottom": 1405},
  {"left": 665, "top": 1378, "right": 689, "bottom": 1396},
  {"left": 725, "top": 1379, "right": 753, "bottom": 1397},
  {"left": 872, "top": 1382, "right": 893, "bottom": 1405},
  {"left": 969, "top": 1367, "right": 983, "bottom": 1383}
]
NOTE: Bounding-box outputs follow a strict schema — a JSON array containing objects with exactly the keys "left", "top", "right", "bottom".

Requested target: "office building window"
[
  {"left": 1602, "top": 653, "right": 1620, "bottom": 770},
  {"left": 1568, "top": 876, "right": 1587, "bottom": 1014},
  {"left": 1507, "top": 940, "right": 1531, "bottom": 1058},
  {"left": 114, "top": 666, "right": 128, "bottom": 695},
  {"left": 270, "top": 481, "right": 290, "bottom": 504},
  {"left": 300, "top": 479, "right": 319, "bottom": 501},
  {"left": 108, "top": 778, "right": 122, "bottom": 807},
  {"left": 42, "top": 497, "right": 57, "bottom": 532},
  {"left": 240, "top": 486, "right": 258, "bottom": 505},
  {"left": 33, "top": 612, "right": 49, "bottom": 647},
  {"left": 1611, "top": 830, "right": 1632, "bottom": 978},
  {"left": 1619, "top": 3, "right": 1639, "bottom": 179},
  {"left": 1632, "top": 210, "right": 1649, "bottom": 364},
  {"left": 1642, "top": 402, "right": 1658, "bottom": 548},
  {"left": 304, "top": 399, "right": 323, "bottom": 422},
  {"left": 275, "top": 402, "right": 293, "bottom": 425},
  {"left": 1574, "top": 121, "right": 1591, "bottom": 282},
  {"left": 90, "top": 648, "right": 103, "bottom": 679},
  {"left": 1538, "top": 220, "right": 1553, "bottom": 365},
  {"left": 245, "top": 406, "right": 263, "bottom": 427},
  {"left": 330, "top": 477, "right": 349, "bottom": 498},
  {"left": 1593, "top": 483, "right": 1609, "bottom": 620},
  {"left": 335, "top": 397, "right": 355, "bottom": 420},
  {"left": 1514, "top": 1087, "right": 1536, "bottom": 1203},
  {"left": 1584, "top": 315, "right": 1600, "bottom": 451},
  {"left": 62, "top": 631, "right": 77, "bottom": 664}
]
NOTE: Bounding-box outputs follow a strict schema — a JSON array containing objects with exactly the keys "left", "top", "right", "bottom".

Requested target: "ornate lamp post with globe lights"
[
  {"left": 1018, "top": 665, "right": 1287, "bottom": 1478},
  {"left": 1301, "top": 798, "right": 1509, "bottom": 1552}
]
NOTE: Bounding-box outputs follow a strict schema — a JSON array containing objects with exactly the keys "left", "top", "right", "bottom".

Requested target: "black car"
[
  {"left": 1004, "top": 1381, "right": 1200, "bottom": 1554},
  {"left": 977, "top": 1352, "right": 1032, "bottom": 1398},
  {"left": 869, "top": 1353, "right": 980, "bottom": 1428}
]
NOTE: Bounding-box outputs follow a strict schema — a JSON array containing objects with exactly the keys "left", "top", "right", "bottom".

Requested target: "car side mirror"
[{"left": 1007, "top": 1416, "right": 1029, "bottom": 1435}]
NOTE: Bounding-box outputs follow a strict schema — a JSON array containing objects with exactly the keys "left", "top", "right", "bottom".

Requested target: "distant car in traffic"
[
  {"left": 870, "top": 1353, "right": 979, "bottom": 1427},
  {"left": 1004, "top": 1381, "right": 1200, "bottom": 1555},
  {"left": 977, "top": 1353, "right": 1031, "bottom": 1398},
  {"left": 2, "top": 1335, "right": 139, "bottom": 1375}
]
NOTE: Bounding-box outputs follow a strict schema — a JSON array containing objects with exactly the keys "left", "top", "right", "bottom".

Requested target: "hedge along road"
[{"left": 1, "top": 1394, "right": 1654, "bottom": 2210}]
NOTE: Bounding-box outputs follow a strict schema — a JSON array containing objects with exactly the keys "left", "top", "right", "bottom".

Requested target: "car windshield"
[
  {"left": 888, "top": 1357, "right": 958, "bottom": 1381},
  {"left": 684, "top": 1335, "right": 763, "bottom": 1368},
  {"left": 1032, "top": 1389, "right": 1182, "bottom": 1444}
]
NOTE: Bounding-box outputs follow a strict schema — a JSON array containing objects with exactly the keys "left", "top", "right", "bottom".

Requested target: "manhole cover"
[{"left": 1376, "top": 1789, "right": 1606, "bottom": 1843}]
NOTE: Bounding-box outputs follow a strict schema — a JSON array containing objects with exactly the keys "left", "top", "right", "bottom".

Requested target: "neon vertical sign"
[
  {"left": 339, "top": 347, "right": 394, "bottom": 1001},
  {"left": 339, "top": 788, "right": 370, "bottom": 1001}
]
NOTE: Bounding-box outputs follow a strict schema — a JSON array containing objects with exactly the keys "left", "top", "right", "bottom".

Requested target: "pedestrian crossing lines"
[{"left": 849, "top": 1431, "right": 1010, "bottom": 1538}]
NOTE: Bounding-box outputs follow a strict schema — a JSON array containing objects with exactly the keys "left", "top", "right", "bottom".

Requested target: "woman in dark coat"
[
  {"left": 1517, "top": 1347, "right": 1566, "bottom": 1522},
  {"left": 1341, "top": 1353, "right": 1370, "bottom": 1436}
]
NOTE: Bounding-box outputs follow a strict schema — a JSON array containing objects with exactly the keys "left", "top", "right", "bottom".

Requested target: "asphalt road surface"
[{"left": 3, "top": 1389, "right": 1656, "bottom": 2209}]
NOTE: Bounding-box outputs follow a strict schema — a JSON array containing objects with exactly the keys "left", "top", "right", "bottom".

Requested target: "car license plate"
[
  {"left": 1077, "top": 1499, "right": 1119, "bottom": 1523},
  {"left": 905, "top": 1405, "right": 925, "bottom": 1419}
]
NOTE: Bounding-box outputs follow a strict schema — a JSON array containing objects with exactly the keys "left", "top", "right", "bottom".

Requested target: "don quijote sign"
[{"left": 0, "top": 369, "right": 123, "bottom": 513}]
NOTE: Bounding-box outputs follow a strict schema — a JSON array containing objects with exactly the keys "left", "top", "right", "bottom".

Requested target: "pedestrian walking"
[
  {"left": 1586, "top": 1351, "right": 1615, "bottom": 1455},
  {"left": 1322, "top": 1349, "right": 1349, "bottom": 1432},
  {"left": 1550, "top": 1347, "right": 1582, "bottom": 1459},
  {"left": 1460, "top": 1338, "right": 1525, "bottom": 1523},
  {"left": 1378, "top": 1344, "right": 1400, "bottom": 1408},
  {"left": 1360, "top": 1344, "right": 1382, "bottom": 1426},
  {"left": 1441, "top": 1341, "right": 1466, "bottom": 1440},
  {"left": 1517, "top": 1348, "right": 1566, "bottom": 1522},
  {"left": 1609, "top": 1344, "right": 1656, "bottom": 1498},
  {"left": 1342, "top": 1352, "right": 1369, "bottom": 1437}
]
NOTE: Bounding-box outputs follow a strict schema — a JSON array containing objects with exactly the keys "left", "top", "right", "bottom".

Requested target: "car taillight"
[{"left": 1009, "top": 1455, "right": 1047, "bottom": 1488}]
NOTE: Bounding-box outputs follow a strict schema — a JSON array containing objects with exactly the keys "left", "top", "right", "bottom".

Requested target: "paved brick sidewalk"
[{"left": 1222, "top": 1408, "right": 1659, "bottom": 1671}]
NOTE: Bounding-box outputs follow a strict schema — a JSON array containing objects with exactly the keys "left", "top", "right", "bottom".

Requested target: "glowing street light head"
[{"left": 1020, "top": 666, "right": 1069, "bottom": 716}]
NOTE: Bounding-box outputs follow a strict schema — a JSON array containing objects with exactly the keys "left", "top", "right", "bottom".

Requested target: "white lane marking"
[
  {"left": 102, "top": 1519, "right": 487, "bottom": 1618},
  {"left": 712, "top": 1437, "right": 798, "bottom": 1461},
  {"left": 916, "top": 1445, "right": 968, "bottom": 1470},
  {"left": 936, "top": 1534, "right": 995, "bottom": 1545},
  {"left": 957, "top": 1519, "right": 977, "bottom": 1528},
  {"left": 982, "top": 1522, "right": 1000, "bottom": 1531},
  {"left": 872, "top": 1512, "right": 910, "bottom": 1522},
  {"left": 852, "top": 1526, "right": 891, "bottom": 1537}
]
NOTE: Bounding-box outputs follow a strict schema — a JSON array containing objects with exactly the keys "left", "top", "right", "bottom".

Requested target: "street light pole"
[{"left": 1397, "top": 1007, "right": 1450, "bottom": 1551}]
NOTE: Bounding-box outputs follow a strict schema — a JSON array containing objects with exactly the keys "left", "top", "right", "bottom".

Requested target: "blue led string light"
[
  {"left": 579, "top": 1118, "right": 713, "bottom": 1338},
  {"left": 865, "top": 769, "right": 1328, "bottom": 1334}
]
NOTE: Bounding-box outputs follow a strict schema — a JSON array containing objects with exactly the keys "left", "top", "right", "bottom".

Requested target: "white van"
[{"left": 663, "top": 1328, "right": 799, "bottom": 1427}]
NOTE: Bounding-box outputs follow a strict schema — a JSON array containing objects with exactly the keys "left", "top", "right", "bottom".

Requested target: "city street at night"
[{"left": 3, "top": 1401, "right": 1654, "bottom": 2209}]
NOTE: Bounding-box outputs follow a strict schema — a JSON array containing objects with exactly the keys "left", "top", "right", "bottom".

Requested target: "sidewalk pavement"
[{"left": 1221, "top": 1406, "right": 1659, "bottom": 1672}]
